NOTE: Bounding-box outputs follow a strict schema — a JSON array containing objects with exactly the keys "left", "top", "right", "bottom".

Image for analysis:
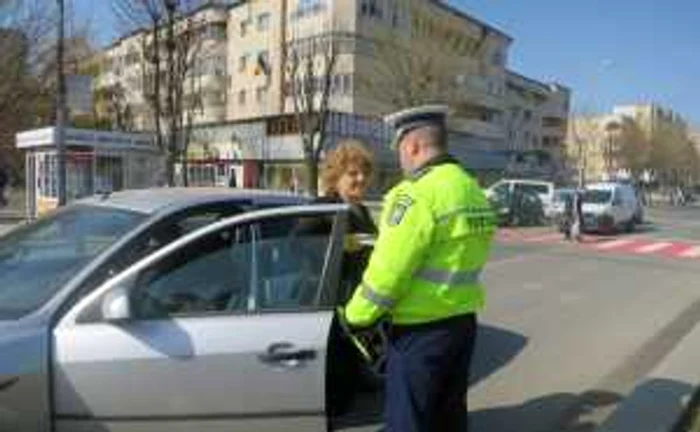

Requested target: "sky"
[{"left": 74, "top": 0, "right": 700, "bottom": 126}]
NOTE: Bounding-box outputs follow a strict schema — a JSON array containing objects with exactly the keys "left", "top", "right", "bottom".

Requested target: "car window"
[
  {"left": 517, "top": 184, "right": 550, "bottom": 195},
  {"left": 0, "top": 205, "right": 145, "bottom": 319},
  {"left": 129, "top": 212, "right": 339, "bottom": 319},
  {"left": 492, "top": 183, "right": 509, "bottom": 195},
  {"left": 491, "top": 183, "right": 511, "bottom": 205},
  {"left": 253, "top": 215, "right": 336, "bottom": 311},
  {"left": 131, "top": 225, "right": 251, "bottom": 319},
  {"left": 554, "top": 191, "right": 573, "bottom": 203},
  {"left": 584, "top": 190, "right": 613, "bottom": 204}
]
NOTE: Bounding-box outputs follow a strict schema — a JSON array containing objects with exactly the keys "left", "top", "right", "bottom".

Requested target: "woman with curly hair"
[{"left": 318, "top": 139, "right": 377, "bottom": 234}]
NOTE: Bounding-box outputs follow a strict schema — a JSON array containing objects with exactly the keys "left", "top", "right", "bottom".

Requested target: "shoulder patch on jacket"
[{"left": 387, "top": 195, "right": 414, "bottom": 226}]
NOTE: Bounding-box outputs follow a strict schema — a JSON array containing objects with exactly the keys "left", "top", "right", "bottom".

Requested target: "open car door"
[{"left": 51, "top": 205, "right": 349, "bottom": 432}]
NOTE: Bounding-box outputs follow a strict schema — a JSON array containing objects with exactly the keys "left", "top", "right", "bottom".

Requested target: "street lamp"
[{"left": 56, "top": 0, "right": 67, "bottom": 206}]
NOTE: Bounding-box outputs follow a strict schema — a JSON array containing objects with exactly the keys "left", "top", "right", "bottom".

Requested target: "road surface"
[{"left": 470, "top": 205, "right": 700, "bottom": 431}]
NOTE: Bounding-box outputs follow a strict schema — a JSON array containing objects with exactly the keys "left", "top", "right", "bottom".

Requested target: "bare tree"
[
  {"left": 609, "top": 119, "right": 651, "bottom": 179},
  {"left": 0, "top": 0, "right": 94, "bottom": 183},
  {"left": 288, "top": 33, "right": 338, "bottom": 197},
  {"left": 567, "top": 114, "right": 602, "bottom": 187},
  {"left": 357, "top": 28, "right": 491, "bottom": 112},
  {"left": 112, "top": 0, "right": 206, "bottom": 186},
  {"left": 94, "top": 83, "right": 134, "bottom": 131},
  {"left": 172, "top": 18, "right": 205, "bottom": 187}
]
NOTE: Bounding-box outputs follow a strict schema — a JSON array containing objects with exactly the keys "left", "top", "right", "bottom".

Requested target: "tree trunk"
[
  {"left": 166, "top": 152, "right": 176, "bottom": 187},
  {"left": 305, "top": 155, "right": 319, "bottom": 197},
  {"left": 182, "top": 152, "right": 189, "bottom": 187}
]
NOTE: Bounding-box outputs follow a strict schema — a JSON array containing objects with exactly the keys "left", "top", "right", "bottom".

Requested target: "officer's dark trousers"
[{"left": 385, "top": 313, "right": 477, "bottom": 432}]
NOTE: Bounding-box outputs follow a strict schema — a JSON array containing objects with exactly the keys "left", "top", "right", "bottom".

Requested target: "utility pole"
[{"left": 56, "top": 0, "right": 67, "bottom": 206}]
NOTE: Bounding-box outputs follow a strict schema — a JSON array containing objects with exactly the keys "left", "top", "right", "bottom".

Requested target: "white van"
[
  {"left": 582, "top": 182, "right": 638, "bottom": 233},
  {"left": 486, "top": 179, "right": 556, "bottom": 218}
]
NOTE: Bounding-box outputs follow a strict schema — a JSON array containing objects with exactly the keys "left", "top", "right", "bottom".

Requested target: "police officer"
[{"left": 341, "top": 105, "right": 496, "bottom": 432}]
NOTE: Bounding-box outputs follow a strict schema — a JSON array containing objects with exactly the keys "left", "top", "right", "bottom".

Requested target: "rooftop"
[{"left": 427, "top": 0, "right": 512, "bottom": 42}]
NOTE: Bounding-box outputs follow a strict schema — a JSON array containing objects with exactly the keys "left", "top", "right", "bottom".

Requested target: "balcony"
[{"left": 449, "top": 117, "right": 506, "bottom": 140}]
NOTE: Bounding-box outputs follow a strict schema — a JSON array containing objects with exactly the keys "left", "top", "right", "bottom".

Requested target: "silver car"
[{"left": 0, "top": 188, "right": 382, "bottom": 431}]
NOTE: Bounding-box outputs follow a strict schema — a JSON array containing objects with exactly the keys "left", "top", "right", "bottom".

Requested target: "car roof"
[
  {"left": 586, "top": 182, "right": 623, "bottom": 190},
  {"left": 500, "top": 179, "right": 553, "bottom": 186},
  {"left": 76, "top": 188, "right": 308, "bottom": 215}
]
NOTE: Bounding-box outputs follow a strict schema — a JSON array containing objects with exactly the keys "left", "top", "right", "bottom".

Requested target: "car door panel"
[
  {"left": 53, "top": 313, "right": 333, "bottom": 432},
  {"left": 52, "top": 205, "right": 349, "bottom": 432}
]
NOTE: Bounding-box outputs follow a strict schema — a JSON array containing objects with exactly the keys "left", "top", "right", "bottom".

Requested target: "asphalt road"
[{"left": 469, "top": 204, "right": 700, "bottom": 432}]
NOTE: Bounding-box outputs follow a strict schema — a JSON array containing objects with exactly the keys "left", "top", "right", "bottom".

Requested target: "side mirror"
[{"left": 101, "top": 284, "right": 132, "bottom": 322}]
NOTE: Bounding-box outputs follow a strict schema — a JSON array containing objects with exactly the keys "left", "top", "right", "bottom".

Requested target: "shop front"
[{"left": 16, "top": 127, "right": 162, "bottom": 218}]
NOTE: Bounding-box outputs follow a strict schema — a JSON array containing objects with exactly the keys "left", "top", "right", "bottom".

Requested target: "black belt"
[{"left": 390, "top": 313, "right": 476, "bottom": 338}]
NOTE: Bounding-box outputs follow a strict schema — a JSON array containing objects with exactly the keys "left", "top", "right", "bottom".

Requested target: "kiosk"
[{"left": 16, "top": 127, "right": 163, "bottom": 218}]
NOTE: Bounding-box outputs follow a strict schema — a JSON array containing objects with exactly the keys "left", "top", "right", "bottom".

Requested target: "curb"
[{"left": 595, "top": 323, "right": 700, "bottom": 432}]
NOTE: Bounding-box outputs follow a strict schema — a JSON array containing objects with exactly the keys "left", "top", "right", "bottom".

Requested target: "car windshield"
[
  {"left": 554, "top": 190, "right": 574, "bottom": 202},
  {"left": 0, "top": 205, "right": 146, "bottom": 320},
  {"left": 584, "top": 190, "right": 613, "bottom": 204}
]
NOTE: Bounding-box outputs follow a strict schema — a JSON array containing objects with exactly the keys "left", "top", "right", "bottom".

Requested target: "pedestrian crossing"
[{"left": 496, "top": 228, "right": 700, "bottom": 260}]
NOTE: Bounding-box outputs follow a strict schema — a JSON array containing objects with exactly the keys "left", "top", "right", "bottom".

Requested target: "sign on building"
[{"left": 66, "top": 74, "right": 94, "bottom": 116}]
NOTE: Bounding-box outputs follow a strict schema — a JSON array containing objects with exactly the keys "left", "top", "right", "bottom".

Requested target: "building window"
[
  {"left": 256, "top": 86, "right": 268, "bottom": 103},
  {"left": 204, "top": 23, "right": 227, "bottom": 41},
  {"left": 239, "top": 54, "right": 249, "bottom": 73},
  {"left": 254, "top": 50, "right": 270, "bottom": 76},
  {"left": 240, "top": 20, "right": 250, "bottom": 37},
  {"left": 292, "top": 0, "right": 326, "bottom": 20},
  {"left": 361, "top": 0, "right": 382, "bottom": 19},
  {"left": 332, "top": 74, "right": 342, "bottom": 94},
  {"left": 492, "top": 48, "right": 505, "bottom": 67},
  {"left": 391, "top": 1, "right": 400, "bottom": 27},
  {"left": 238, "top": 89, "right": 246, "bottom": 105},
  {"left": 342, "top": 74, "right": 353, "bottom": 94},
  {"left": 257, "top": 13, "right": 271, "bottom": 31}
]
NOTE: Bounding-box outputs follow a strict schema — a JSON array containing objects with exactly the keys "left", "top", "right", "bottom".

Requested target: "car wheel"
[{"left": 625, "top": 219, "right": 635, "bottom": 233}]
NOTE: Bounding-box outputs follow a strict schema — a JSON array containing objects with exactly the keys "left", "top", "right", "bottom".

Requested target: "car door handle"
[{"left": 258, "top": 342, "right": 317, "bottom": 367}]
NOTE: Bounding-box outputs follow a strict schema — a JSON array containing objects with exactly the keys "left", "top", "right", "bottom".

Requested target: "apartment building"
[
  {"left": 97, "top": 4, "right": 230, "bottom": 130},
  {"left": 97, "top": 0, "right": 571, "bottom": 189},
  {"left": 503, "top": 71, "right": 570, "bottom": 180}
]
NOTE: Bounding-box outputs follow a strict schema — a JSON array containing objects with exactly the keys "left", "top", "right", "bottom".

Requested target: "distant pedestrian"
[
  {"left": 571, "top": 189, "right": 584, "bottom": 242},
  {"left": 563, "top": 193, "right": 574, "bottom": 241},
  {"left": 0, "top": 167, "right": 8, "bottom": 208}
]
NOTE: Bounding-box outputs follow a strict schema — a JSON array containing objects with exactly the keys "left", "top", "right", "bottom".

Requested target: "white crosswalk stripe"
[
  {"left": 596, "top": 239, "right": 635, "bottom": 250},
  {"left": 635, "top": 242, "right": 673, "bottom": 254},
  {"left": 679, "top": 246, "right": 700, "bottom": 258}
]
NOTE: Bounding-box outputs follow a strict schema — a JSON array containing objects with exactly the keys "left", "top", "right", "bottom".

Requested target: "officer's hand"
[{"left": 335, "top": 307, "right": 376, "bottom": 362}]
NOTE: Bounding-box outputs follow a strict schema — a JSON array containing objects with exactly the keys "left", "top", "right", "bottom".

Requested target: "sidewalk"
[{"left": 0, "top": 186, "right": 26, "bottom": 223}]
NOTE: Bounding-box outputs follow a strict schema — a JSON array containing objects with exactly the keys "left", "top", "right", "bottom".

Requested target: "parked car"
[
  {"left": 581, "top": 183, "right": 638, "bottom": 233},
  {"left": 486, "top": 179, "right": 555, "bottom": 220},
  {"left": 0, "top": 188, "right": 385, "bottom": 432},
  {"left": 488, "top": 185, "right": 545, "bottom": 227},
  {"left": 608, "top": 179, "right": 644, "bottom": 223}
]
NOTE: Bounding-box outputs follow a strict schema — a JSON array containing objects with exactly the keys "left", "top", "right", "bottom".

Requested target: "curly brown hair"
[{"left": 321, "top": 139, "right": 374, "bottom": 196}]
